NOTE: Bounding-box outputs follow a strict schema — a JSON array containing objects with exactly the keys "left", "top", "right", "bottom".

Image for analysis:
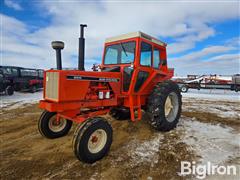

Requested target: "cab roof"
[{"left": 105, "top": 31, "right": 167, "bottom": 47}]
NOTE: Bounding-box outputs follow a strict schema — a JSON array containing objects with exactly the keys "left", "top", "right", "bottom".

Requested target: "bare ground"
[{"left": 0, "top": 98, "right": 239, "bottom": 179}]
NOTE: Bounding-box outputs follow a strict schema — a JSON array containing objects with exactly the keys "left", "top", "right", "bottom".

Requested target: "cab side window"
[
  {"left": 153, "top": 48, "right": 160, "bottom": 69},
  {"left": 140, "top": 42, "right": 152, "bottom": 66}
]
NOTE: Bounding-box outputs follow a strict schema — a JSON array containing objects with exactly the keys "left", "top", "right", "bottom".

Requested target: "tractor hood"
[{"left": 44, "top": 69, "right": 121, "bottom": 102}]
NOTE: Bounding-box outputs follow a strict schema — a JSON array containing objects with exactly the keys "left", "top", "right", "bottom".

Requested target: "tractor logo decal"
[{"left": 67, "top": 75, "right": 119, "bottom": 82}]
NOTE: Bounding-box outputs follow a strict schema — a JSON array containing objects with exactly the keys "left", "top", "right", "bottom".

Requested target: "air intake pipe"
[
  {"left": 51, "top": 41, "right": 64, "bottom": 70},
  {"left": 78, "top": 24, "right": 87, "bottom": 70}
]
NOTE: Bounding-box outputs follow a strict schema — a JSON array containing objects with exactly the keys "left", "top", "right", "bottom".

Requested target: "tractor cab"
[
  {"left": 102, "top": 31, "right": 168, "bottom": 70},
  {"left": 101, "top": 32, "right": 172, "bottom": 93}
]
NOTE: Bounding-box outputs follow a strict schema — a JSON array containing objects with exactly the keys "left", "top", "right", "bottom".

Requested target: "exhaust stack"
[
  {"left": 51, "top": 41, "right": 64, "bottom": 70},
  {"left": 78, "top": 24, "right": 87, "bottom": 71}
]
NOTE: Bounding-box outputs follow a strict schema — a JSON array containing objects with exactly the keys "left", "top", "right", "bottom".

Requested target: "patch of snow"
[
  {"left": 172, "top": 76, "right": 187, "bottom": 79},
  {"left": 127, "top": 134, "right": 163, "bottom": 166},
  {"left": 182, "top": 101, "right": 240, "bottom": 119},
  {"left": 179, "top": 118, "right": 240, "bottom": 165},
  {"left": 147, "top": 177, "right": 153, "bottom": 180},
  {"left": 182, "top": 89, "right": 240, "bottom": 102},
  {"left": 0, "top": 91, "right": 42, "bottom": 110}
]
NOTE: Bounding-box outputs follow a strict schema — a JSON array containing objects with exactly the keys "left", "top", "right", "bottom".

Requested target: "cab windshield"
[{"left": 104, "top": 41, "right": 136, "bottom": 65}]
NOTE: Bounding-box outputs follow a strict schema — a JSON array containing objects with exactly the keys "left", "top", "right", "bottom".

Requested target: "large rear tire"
[
  {"left": 72, "top": 117, "right": 113, "bottom": 163},
  {"left": 38, "top": 111, "right": 72, "bottom": 139},
  {"left": 147, "top": 81, "right": 182, "bottom": 131}
]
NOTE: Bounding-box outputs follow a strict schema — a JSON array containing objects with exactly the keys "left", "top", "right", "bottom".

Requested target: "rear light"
[
  {"left": 98, "top": 92, "right": 104, "bottom": 99},
  {"left": 105, "top": 91, "right": 110, "bottom": 99}
]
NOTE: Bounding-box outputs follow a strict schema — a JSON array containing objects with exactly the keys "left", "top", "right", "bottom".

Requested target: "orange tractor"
[{"left": 38, "top": 24, "right": 182, "bottom": 163}]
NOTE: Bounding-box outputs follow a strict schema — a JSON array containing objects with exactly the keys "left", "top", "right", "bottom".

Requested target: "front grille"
[{"left": 45, "top": 72, "right": 59, "bottom": 100}]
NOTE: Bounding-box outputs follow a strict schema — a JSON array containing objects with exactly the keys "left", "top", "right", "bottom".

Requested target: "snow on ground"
[
  {"left": 182, "top": 89, "right": 240, "bottom": 119},
  {"left": 180, "top": 90, "right": 239, "bottom": 173},
  {"left": 179, "top": 118, "right": 240, "bottom": 165},
  {"left": 182, "top": 99, "right": 240, "bottom": 119},
  {"left": 182, "top": 89, "right": 240, "bottom": 102},
  {"left": 0, "top": 91, "right": 43, "bottom": 110},
  {"left": 125, "top": 117, "right": 239, "bottom": 169},
  {"left": 128, "top": 134, "right": 163, "bottom": 166}
]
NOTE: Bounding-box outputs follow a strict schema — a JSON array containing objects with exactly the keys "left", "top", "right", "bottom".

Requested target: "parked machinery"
[
  {"left": 175, "top": 74, "right": 239, "bottom": 93},
  {"left": 0, "top": 70, "right": 14, "bottom": 95},
  {"left": 0, "top": 66, "right": 43, "bottom": 93}
]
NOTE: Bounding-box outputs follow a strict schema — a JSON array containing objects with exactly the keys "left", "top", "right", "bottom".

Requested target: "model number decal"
[{"left": 67, "top": 75, "right": 119, "bottom": 82}]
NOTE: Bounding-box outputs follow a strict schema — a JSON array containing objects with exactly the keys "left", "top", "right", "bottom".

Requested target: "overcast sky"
[{"left": 1, "top": 0, "right": 240, "bottom": 75}]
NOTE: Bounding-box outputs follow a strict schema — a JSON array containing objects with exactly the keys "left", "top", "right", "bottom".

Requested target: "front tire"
[
  {"left": 147, "top": 81, "right": 182, "bottom": 131},
  {"left": 38, "top": 111, "right": 72, "bottom": 139},
  {"left": 72, "top": 117, "right": 113, "bottom": 163},
  {"left": 5, "top": 86, "right": 14, "bottom": 95}
]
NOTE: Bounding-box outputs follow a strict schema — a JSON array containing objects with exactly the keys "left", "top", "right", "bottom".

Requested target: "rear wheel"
[
  {"left": 181, "top": 85, "right": 188, "bottom": 93},
  {"left": 38, "top": 111, "right": 72, "bottom": 139},
  {"left": 234, "top": 85, "right": 239, "bottom": 92},
  {"left": 5, "top": 86, "right": 14, "bottom": 95},
  {"left": 72, "top": 117, "right": 113, "bottom": 163},
  {"left": 147, "top": 81, "right": 182, "bottom": 131},
  {"left": 31, "top": 85, "right": 37, "bottom": 93}
]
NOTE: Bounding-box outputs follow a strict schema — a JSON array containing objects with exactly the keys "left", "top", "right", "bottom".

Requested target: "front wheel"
[
  {"left": 6, "top": 86, "right": 14, "bottom": 95},
  {"left": 72, "top": 117, "right": 113, "bottom": 163},
  {"left": 38, "top": 111, "right": 72, "bottom": 139},
  {"left": 147, "top": 81, "right": 182, "bottom": 131},
  {"left": 235, "top": 86, "right": 239, "bottom": 92}
]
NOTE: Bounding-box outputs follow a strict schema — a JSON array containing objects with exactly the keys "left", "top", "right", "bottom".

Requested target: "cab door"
[{"left": 133, "top": 40, "right": 153, "bottom": 93}]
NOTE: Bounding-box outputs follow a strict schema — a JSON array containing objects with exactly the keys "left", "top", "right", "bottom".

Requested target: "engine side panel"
[{"left": 44, "top": 70, "right": 121, "bottom": 103}]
